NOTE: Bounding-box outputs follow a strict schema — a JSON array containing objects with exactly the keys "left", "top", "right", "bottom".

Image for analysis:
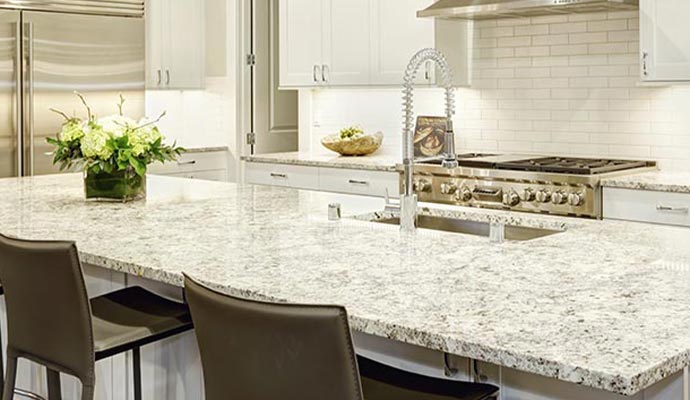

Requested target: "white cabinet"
[
  {"left": 146, "top": 0, "right": 205, "bottom": 89},
  {"left": 278, "top": 0, "right": 325, "bottom": 87},
  {"left": 323, "top": 0, "right": 372, "bottom": 85},
  {"left": 245, "top": 162, "right": 399, "bottom": 197},
  {"left": 603, "top": 187, "right": 690, "bottom": 227},
  {"left": 148, "top": 151, "right": 229, "bottom": 182},
  {"left": 319, "top": 167, "right": 399, "bottom": 197},
  {"left": 245, "top": 162, "right": 320, "bottom": 190},
  {"left": 640, "top": 0, "right": 690, "bottom": 82},
  {"left": 370, "top": 0, "right": 436, "bottom": 85},
  {"left": 279, "top": 0, "right": 370, "bottom": 87},
  {"left": 279, "top": 0, "right": 465, "bottom": 87}
]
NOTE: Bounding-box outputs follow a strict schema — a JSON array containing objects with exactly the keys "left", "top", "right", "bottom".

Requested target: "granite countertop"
[
  {"left": 602, "top": 171, "right": 690, "bottom": 194},
  {"left": 3, "top": 174, "right": 690, "bottom": 396},
  {"left": 184, "top": 145, "right": 229, "bottom": 154},
  {"left": 242, "top": 151, "right": 399, "bottom": 172}
]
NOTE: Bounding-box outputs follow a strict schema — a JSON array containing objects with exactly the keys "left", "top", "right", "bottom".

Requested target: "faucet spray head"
[{"left": 441, "top": 119, "right": 458, "bottom": 169}]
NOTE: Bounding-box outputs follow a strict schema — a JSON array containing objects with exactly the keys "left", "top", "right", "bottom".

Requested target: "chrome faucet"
[{"left": 400, "top": 48, "right": 457, "bottom": 232}]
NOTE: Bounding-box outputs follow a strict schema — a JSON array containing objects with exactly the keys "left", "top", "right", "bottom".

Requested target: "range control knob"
[
  {"left": 522, "top": 188, "right": 536, "bottom": 202},
  {"left": 440, "top": 182, "right": 458, "bottom": 195},
  {"left": 535, "top": 190, "right": 551, "bottom": 203},
  {"left": 502, "top": 191, "right": 520, "bottom": 207},
  {"left": 457, "top": 186, "right": 473, "bottom": 202},
  {"left": 568, "top": 192, "right": 585, "bottom": 207},
  {"left": 413, "top": 179, "right": 432, "bottom": 193},
  {"left": 551, "top": 190, "right": 568, "bottom": 205}
]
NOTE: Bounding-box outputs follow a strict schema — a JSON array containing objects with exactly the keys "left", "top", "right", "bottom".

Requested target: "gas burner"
[{"left": 495, "top": 157, "right": 654, "bottom": 175}]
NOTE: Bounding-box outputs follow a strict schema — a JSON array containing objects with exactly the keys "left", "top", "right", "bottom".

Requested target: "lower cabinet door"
[
  {"left": 318, "top": 167, "right": 399, "bottom": 197},
  {"left": 245, "top": 162, "right": 320, "bottom": 190},
  {"left": 603, "top": 187, "right": 690, "bottom": 227}
]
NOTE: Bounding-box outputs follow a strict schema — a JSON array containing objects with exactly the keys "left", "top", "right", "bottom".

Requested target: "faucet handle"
[{"left": 383, "top": 188, "right": 401, "bottom": 213}]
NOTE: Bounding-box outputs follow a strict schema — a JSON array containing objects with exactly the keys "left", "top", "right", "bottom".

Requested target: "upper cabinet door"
[
  {"left": 166, "top": 0, "right": 204, "bottom": 89},
  {"left": 279, "top": 0, "right": 325, "bottom": 87},
  {"left": 145, "top": 0, "right": 204, "bottom": 89},
  {"left": 370, "top": 0, "right": 436, "bottom": 85},
  {"left": 145, "top": 0, "right": 164, "bottom": 88},
  {"left": 640, "top": 0, "right": 690, "bottom": 82},
  {"left": 321, "top": 0, "right": 371, "bottom": 85}
]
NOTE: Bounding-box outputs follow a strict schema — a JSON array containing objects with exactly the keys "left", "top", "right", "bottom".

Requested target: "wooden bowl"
[{"left": 321, "top": 132, "right": 383, "bottom": 156}]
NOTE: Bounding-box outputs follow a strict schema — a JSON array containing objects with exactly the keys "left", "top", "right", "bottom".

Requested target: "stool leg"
[
  {"left": 47, "top": 369, "right": 61, "bottom": 400},
  {"left": 0, "top": 319, "right": 4, "bottom": 393},
  {"left": 132, "top": 347, "right": 142, "bottom": 400},
  {"left": 2, "top": 353, "right": 16, "bottom": 400}
]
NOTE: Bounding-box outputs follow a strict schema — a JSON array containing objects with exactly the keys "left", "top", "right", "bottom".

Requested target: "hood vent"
[{"left": 418, "top": 0, "right": 638, "bottom": 20}]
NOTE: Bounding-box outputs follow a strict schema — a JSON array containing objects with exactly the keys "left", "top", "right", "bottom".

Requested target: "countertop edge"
[
  {"left": 242, "top": 155, "right": 399, "bottom": 172},
  {"left": 77, "top": 248, "right": 666, "bottom": 397},
  {"left": 601, "top": 172, "right": 690, "bottom": 194},
  {"left": 184, "top": 146, "right": 230, "bottom": 154}
]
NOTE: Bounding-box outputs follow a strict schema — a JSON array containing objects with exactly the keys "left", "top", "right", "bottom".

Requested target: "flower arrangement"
[{"left": 47, "top": 92, "right": 185, "bottom": 201}]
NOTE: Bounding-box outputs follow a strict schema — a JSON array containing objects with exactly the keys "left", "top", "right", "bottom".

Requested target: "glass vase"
[{"left": 84, "top": 168, "right": 146, "bottom": 202}]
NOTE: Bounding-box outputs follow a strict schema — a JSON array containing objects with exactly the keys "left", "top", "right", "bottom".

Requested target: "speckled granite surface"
[
  {"left": 184, "top": 145, "right": 229, "bottom": 154},
  {"left": 2, "top": 174, "right": 690, "bottom": 396},
  {"left": 602, "top": 171, "right": 690, "bottom": 194},
  {"left": 242, "top": 151, "right": 399, "bottom": 172}
]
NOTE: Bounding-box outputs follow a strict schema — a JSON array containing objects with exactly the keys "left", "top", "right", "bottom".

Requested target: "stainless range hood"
[{"left": 418, "top": 0, "right": 639, "bottom": 20}]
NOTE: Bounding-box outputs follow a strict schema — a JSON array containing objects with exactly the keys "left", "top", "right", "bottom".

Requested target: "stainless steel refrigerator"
[{"left": 0, "top": 0, "right": 145, "bottom": 178}]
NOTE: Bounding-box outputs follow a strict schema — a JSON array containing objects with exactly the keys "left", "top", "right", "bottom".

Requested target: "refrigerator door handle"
[
  {"left": 15, "top": 21, "right": 22, "bottom": 176},
  {"left": 24, "top": 21, "right": 34, "bottom": 176}
]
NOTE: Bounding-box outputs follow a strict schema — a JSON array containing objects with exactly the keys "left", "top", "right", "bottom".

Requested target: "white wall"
[{"left": 304, "top": 11, "right": 690, "bottom": 171}]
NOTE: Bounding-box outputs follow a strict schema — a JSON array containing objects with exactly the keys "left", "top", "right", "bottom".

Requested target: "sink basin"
[{"left": 371, "top": 215, "right": 561, "bottom": 241}]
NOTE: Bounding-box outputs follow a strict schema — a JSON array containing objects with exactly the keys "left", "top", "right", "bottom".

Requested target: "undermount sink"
[{"left": 371, "top": 215, "right": 561, "bottom": 241}]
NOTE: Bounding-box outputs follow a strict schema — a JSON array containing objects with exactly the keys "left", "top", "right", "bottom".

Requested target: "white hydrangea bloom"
[
  {"left": 60, "top": 121, "right": 86, "bottom": 142},
  {"left": 80, "top": 126, "right": 113, "bottom": 160},
  {"left": 98, "top": 114, "right": 137, "bottom": 137}
]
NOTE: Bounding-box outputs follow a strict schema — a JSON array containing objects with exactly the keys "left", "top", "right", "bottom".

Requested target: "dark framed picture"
[{"left": 413, "top": 116, "right": 448, "bottom": 158}]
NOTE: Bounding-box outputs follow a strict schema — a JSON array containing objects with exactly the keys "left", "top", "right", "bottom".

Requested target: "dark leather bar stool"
[
  {"left": 0, "top": 234, "right": 194, "bottom": 400},
  {"left": 184, "top": 274, "right": 499, "bottom": 400}
]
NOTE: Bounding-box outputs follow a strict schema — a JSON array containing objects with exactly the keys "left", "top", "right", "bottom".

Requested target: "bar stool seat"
[{"left": 91, "top": 286, "right": 192, "bottom": 357}]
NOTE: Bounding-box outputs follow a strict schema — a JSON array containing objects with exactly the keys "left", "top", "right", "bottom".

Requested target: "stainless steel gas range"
[{"left": 401, "top": 154, "right": 657, "bottom": 219}]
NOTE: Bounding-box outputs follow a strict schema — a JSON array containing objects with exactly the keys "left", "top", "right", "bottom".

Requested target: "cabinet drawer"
[
  {"left": 603, "top": 187, "right": 690, "bottom": 227},
  {"left": 245, "top": 162, "right": 319, "bottom": 190},
  {"left": 318, "top": 167, "right": 399, "bottom": 197},
  {"left": 148, "top": 151, "right": 228, "bottom": 175}
]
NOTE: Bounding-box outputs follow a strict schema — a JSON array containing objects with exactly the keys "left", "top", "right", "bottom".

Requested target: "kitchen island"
[{"left": 2, "top": 174, "right": 690, "bottom": 399}]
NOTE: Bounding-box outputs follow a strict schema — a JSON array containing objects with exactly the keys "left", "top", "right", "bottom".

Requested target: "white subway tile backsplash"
[
  {"left": 550, "top": 22, "right": 587, "bottom": 34},
  {"left": 587, "top": 19, "right": 628, "bottom": 32},
  {"left": 569, "top": 32, "right": 608, "bottom": 44},
  {"left": 306, "top": 12, "right": 690, "bottom": 171}
]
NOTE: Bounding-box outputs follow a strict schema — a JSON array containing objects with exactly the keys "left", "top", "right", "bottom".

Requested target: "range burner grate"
[{"left": 496, "top": 157, "right": 652, "bottom": 175}]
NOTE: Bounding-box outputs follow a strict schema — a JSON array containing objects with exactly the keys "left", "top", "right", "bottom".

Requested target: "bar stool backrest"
[
  {"left": 0, "top": 234, "right": 95, "bottom": 384},
  {"left": 184, "top": 275, "right": 364, "bottom": 400}
]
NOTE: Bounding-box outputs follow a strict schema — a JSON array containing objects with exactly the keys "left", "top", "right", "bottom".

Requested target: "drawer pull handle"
[
  {"left": 656, "top": 205, "right": 689, "bottom": 214},
  {"left": 270, "top": 173, "right": 288, "bottom": 179},
  {"left": 177, "top": 160, "right": 197, "bottom": 166},
  {"left": 348, "top": 179, "right": 369, "bottom": 186}
]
